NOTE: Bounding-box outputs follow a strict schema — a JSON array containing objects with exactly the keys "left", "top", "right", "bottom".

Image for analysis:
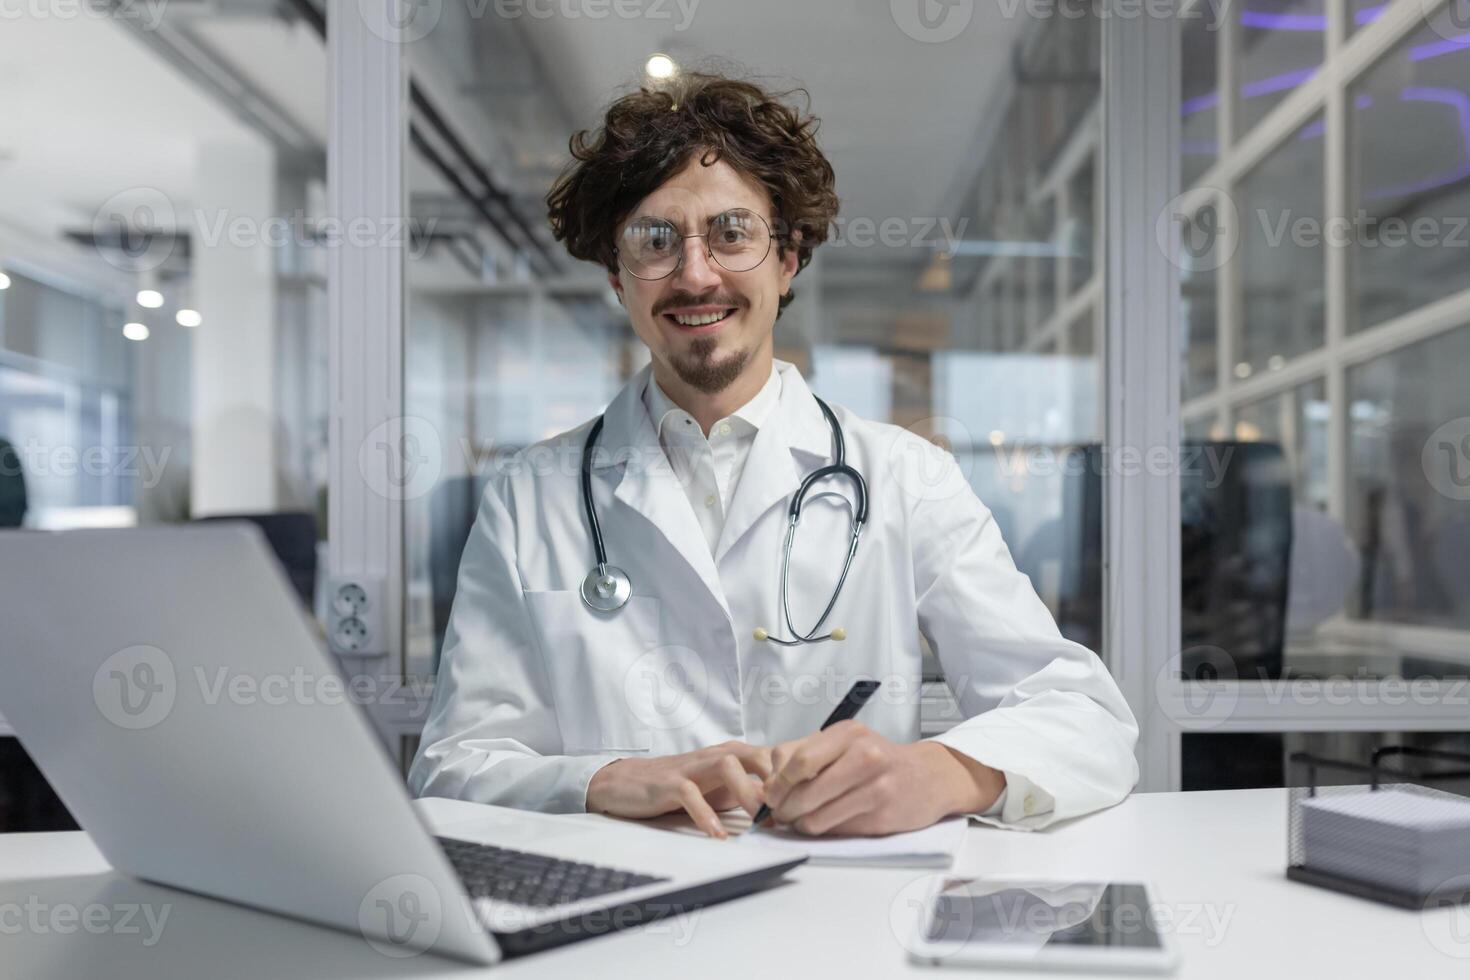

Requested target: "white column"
[
  {"left": 326, "top": 0, "right": 407, "bottom": 707},
  {"left": 191, "top": 139, "right": 278, "bottom": 516},
  {"left": 1103, "top": 4, "right": 1183, "bottom": 792}
]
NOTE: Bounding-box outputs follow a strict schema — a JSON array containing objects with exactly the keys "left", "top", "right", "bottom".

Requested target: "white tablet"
[{"left": 908, "top": 876, "right": 1179, "bottom": 974}]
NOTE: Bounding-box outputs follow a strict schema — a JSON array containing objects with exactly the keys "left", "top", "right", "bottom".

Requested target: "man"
[{"left": 409, "top": 73, "right": 1138, "bottom": 838}]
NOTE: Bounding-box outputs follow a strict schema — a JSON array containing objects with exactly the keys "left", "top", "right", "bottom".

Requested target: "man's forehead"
[{"left": 631, "top": 162, "right": 771, "bottom": 223}]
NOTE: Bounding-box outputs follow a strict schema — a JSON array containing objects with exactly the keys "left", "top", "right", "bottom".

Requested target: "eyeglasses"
[{"left": 615, "top": 208, "right": 774, "bottom": 280}]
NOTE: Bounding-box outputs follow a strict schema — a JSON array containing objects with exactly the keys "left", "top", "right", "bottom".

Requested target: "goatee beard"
[{"left": 671, "top": 337, "right": 751, "bottom": 394}]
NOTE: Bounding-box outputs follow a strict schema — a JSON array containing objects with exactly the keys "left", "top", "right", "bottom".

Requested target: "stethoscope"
[{"left": 579, "top": 395, "right": 868, "bottom": 645}]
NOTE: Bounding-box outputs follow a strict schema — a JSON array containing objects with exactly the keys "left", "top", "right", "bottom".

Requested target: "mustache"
[{"left": 653, "top": 293, "right": 746, "bottom": 316}]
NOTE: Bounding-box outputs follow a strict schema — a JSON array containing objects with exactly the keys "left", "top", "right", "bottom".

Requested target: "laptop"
[{"left": 0, "top": 524, "right": 804, "bottom": 964}]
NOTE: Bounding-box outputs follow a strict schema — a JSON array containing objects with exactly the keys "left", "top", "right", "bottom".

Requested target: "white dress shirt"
[
  {"left": 642, "top": 365, "right": 782, "bottom": 555},
  {"left": 643, "top": 364, "right": 1007, "bottom": 816}
]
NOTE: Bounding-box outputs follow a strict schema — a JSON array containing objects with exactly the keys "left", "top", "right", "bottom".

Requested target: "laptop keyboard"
[{"left": 435, "top": 836, "right": 670, "bottom": 909}]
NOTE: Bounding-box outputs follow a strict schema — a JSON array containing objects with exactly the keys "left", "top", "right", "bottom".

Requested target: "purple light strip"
[
  {"left": 1237, "top": 5, "right": 1383, "bottom": 31},
  {"left": 1181, "top": 66, "right": 1322, "bottom": 116},
  {"left": 1364, "top": 88, "right": 1470, "bottom": 200},
  {"left": 1240, "top": 11, "right": 1325, "bottom": 29},
  {"left": 1409, "top": 32, "right": 1470, "bottom": 62}
]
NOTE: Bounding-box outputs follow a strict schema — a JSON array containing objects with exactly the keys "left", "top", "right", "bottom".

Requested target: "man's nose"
[{"left": 671, "top": 235, "right": 723, "bottom": 293}]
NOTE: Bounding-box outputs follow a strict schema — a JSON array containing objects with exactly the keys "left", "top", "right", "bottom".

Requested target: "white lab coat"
[{"left": 409, "top": 360, "right": 1139, "bottom": 830}]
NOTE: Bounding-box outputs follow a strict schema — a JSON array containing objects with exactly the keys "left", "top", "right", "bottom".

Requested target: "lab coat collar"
[{"left": 589, "top": 358, "right": 830, "bottom": 469}]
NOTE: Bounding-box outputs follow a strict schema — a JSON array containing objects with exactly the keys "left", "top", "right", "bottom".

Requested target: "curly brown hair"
[{"left": 546, "top": 72, "right": 840, "bottom": 316}]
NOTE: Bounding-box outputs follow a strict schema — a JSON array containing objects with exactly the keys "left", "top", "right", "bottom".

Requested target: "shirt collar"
[{"left": 642, "top": 363, "right": 782, "bottom": 441}]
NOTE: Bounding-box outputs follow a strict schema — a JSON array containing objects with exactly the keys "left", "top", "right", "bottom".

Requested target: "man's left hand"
[{"left": 756, "top": 720, "right": 1005, "bottom": 836}]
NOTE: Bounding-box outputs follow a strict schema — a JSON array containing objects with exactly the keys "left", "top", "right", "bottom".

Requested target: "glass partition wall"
[
  {"left": 397, "top": 4, "right": 1109, "bottom": 758},
  {"left": 1173, "top": 0, "right": 1470, "bottom": 788}
]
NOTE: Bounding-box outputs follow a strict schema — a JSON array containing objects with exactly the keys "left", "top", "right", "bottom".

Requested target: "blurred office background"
[{"left": 2, "top": 0, "right": 1468, "bottom": 831}]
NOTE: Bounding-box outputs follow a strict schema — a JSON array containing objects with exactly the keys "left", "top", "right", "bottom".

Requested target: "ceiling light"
[
  {"left": 645, "top": 54, "right": 677, "bottom": 80},
  {"left": 175, "top": 309, "right": 202, "bottom": 328},
  {"left": 0, "top": 272, "right": 10, "bottom": 290},
  {"left": 123, "top": 322, "right": 150, "bottom": 341},
  {"left": 136, "top": 289, "right": 164, "bottom": 309}
]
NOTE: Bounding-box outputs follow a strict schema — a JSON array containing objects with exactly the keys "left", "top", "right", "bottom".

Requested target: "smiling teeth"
[{"left": 672, "top": 311, "right": 730, "bottom": 326}]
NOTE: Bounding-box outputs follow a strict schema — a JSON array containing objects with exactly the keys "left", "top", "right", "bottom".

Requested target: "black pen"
[{"left": 752, "top": 679, "right": 882, "bottom": 827}]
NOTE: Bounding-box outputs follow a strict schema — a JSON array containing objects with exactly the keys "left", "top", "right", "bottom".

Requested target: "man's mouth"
[{"left": 661, "top": 306, "right": 738, "bottom": 330}]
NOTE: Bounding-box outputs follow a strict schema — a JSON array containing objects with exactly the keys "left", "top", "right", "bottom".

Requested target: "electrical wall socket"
[{"left": 326, "top": 575, "right": 386, "bottom": 658}]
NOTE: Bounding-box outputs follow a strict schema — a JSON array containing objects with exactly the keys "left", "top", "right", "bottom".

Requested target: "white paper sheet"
[{"left": 734, "top": 816, "right": 968, "bottom": 868}]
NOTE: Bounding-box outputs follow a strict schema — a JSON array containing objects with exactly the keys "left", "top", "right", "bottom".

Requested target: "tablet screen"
[{"left": 926, "top": 881, "right": 1164, "bottom": 950}]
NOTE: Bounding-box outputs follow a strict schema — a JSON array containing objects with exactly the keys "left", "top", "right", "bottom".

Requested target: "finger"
[
  {"left": 706, "top": 741, "right": 774, "bottom": 779},
  {"left": 791, "top": 782, "right": 881, "bottom": 837},
  {"left": 717, "top": 753, "right": 766, "bottom": 818},
  {"left": 686, "top": 751, "right": 759, "bottom": 797},
  {"left": 676, "top": 778, "right": 728, "bottom": 839},
  {"left": 772, "top": 742, "right": 875, "bottom": 826},
  {"left": 765, "top": 721, "right": 865, "bottom": 809}
]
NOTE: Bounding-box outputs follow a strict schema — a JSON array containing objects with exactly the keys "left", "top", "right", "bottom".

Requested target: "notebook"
[{"left": 735, "top": 815, "right": 969, "bottom": 868}]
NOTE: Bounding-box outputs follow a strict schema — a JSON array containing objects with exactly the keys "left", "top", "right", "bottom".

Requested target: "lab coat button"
[
  {"left": 704, "top": 494, "right": 717, "bottom": 508},
  {"left": 1023, "top": 792, "right": 1038, "bottom": 816},
  {"left": 717, "top": 423, "right": 731, "bottom": 436}
]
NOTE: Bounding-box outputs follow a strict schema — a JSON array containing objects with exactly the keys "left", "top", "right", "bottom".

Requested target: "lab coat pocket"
[{"left": 522, "top": 590, "right": 661, "bottom": 755}]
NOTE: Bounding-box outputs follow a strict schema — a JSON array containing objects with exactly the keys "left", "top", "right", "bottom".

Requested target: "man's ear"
[
  {"left": 606, "top": 270, "right": 624, "bottom": 306},
  {"left": 778, "top": 236, "right": 801, "bottom": 292}
]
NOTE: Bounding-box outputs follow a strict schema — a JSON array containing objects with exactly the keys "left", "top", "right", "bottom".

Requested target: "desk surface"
[{"left": 2, "top": 788, "right": 1466, "bottom": 979}]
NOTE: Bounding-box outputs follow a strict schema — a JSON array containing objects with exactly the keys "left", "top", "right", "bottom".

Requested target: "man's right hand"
[{"left": 585, "top": 741, "right": 773, "bottom": 839}]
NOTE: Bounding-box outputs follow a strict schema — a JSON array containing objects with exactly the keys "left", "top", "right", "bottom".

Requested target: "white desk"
[{"left": 2, "top": 789, "right": 1465, "bottom": 978}]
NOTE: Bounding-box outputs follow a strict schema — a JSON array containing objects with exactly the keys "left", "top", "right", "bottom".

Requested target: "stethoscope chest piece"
[{"left": 580, "top": 565, "right": 632, "bottom": 612}]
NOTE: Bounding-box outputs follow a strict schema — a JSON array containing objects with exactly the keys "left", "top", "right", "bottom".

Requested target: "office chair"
[
  {"left": 1019, "top": 441, "right": 1295, "bottom": 790},
  {"left": 0, "top": 437, "right": 27, "bottom": 528},
  {"left": 428, "top": 474, "right": 482, "bottom": 672},
  {"left": 194, "top": 511, "right": 319, "bottom": 607}
]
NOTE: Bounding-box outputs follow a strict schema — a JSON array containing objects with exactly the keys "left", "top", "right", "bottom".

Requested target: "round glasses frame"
[{"left": 614, "top": 208, "right": 777, "bottom": 281}]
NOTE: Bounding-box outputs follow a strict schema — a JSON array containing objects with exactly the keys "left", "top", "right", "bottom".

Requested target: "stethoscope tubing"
[{"left": 580, "top": 394, "right": 867, "bottom": 644}]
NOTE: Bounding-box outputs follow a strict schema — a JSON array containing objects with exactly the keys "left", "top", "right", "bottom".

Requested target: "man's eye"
[
  {"left": 636, "top": 228, "right": 676, "bottom": 254},
  {"left": 715, "top": 225, "right": 751, "bottom": 245}
]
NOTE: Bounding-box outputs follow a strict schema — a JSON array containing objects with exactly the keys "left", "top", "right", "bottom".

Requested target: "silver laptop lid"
[{"left": 0, "top": 524, "right": 500, "bottom": 965}]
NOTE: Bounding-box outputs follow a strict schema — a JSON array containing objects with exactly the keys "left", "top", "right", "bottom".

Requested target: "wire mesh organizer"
[{"left": 1287, "top": 747, "right": 1470, "bottom": 909}]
